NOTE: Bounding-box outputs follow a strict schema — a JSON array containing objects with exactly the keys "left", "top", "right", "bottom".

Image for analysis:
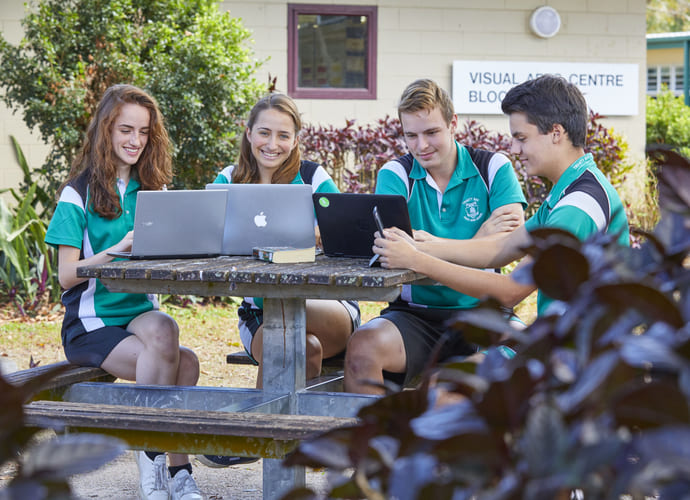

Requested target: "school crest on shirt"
[{"left": 463, "top": 197, "right": 483, "bottom": 222}]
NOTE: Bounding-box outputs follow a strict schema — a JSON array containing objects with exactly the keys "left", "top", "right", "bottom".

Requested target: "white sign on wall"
[{"left": 452, "top": 61, "right": 639, "bottom": 116}]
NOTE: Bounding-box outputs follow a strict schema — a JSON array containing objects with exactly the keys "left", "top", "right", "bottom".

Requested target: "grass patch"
[
  {"left": 0, "top": 299, "right": 388, "bottom": 387},
  {"left": 0, "top": 298, "right": 535, "bottom": 385}
]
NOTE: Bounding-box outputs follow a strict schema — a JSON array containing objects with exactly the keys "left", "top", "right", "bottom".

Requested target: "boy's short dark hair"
[{"left": 501, "top": 74, "right": 588, "bottom": 148}]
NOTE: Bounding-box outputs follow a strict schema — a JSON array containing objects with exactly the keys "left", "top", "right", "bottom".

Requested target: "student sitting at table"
[
  {"left": 372, "top": 74, "right": 630, "bottom": 318},
  {"left": 45, "top": 84, "right": 203, "bottom": 500},
  {"left": 344, "top": 78, "right": 527, "bottom": 395},
  {"left": 198, "top": 92, "right": 361, "bottom": 469}
]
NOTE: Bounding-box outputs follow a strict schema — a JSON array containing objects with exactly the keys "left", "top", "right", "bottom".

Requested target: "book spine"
[{"left": 253, "top": 248, "right": 274, "bottom": 262}]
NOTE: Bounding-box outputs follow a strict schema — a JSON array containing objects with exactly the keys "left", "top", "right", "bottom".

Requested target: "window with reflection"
[{"left": 288, "top": 4, "right": 377, "bottom": 99}]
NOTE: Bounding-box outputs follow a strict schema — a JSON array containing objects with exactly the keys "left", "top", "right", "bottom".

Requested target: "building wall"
[
  {"left": 219, "top": 0, "right": 646, "bottom": 159},
  {"left": 0, "top": 0, "right": 51, "bottom": 200},
  {"left": 647, "top": 47, "right": 682, "bottom": 65},
  {"left": 0, "top": 0, "right": 648, "bottom": 196}
]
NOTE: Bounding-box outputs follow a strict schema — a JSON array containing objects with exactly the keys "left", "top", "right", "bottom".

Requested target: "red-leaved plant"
[{"left": 301, "top": 112, "right": 630, "bottom": 219}]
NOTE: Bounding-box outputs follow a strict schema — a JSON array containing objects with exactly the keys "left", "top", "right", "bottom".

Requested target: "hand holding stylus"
[{"left": 371, "top": 206, "right": 419, "bottom": 269}]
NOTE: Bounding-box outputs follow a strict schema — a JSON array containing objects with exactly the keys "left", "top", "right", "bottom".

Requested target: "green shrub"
[
  {"left": 0, "top": 138, "right": 62, "bottom": 315},
  {"left": 0, "top": 188, "right": 59, "bottom": 316},
  {"left": 0, "top": 366, "right": 126, "bottom": 498},
  {"left": 0, "top": 0, "right": 264, "bottom": 203},
  {"left": 647, "top": 86, "right": 690, "bottom": 159},
  {"left": 7, "top": 135, "right": 53, "bottom": 219}
]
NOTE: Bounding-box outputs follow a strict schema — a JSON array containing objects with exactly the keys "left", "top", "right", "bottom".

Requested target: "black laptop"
[{"left": 313, "top": 193, "right": 413, "bottom": 259}]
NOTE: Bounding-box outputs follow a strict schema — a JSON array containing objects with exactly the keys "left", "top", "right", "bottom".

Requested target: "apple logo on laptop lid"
[{"left": 254, "top": 211, "right": 267, "bottom": 228}]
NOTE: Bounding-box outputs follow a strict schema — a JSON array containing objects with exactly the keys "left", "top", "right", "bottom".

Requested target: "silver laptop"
[
  {"left": 206, "top": 183, "right": 315, "bottom": 255},
  {"left": 109, "top": 190, "right": 227, "bottom": 259}
]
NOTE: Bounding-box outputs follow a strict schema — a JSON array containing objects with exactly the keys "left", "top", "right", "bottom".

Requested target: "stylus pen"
[{"left": 368, "top": 205, "right": 385, "bottom": 267}]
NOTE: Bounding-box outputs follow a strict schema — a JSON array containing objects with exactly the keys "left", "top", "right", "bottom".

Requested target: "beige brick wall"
[
  {"left": 0, "top": 0, "right": 648, "bottom": 196},
  {"left": 0, "top": 0, "right": 50, "bottom": 201}
]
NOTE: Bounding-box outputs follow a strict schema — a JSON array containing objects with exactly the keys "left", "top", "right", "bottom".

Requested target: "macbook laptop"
[
  {"left": 206, "top": 183, "right": 315, "bottom": 255},
  {"left": 313, "top": 193, "right": 413, "bottom": 259},
  {"left": 109, "top": 190, "right": 226, "bottom": 259}
]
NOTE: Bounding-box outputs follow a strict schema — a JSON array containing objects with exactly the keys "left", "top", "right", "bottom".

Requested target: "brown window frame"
[{"left": 288, "top": 3, "right": 377, "bottom": 100}]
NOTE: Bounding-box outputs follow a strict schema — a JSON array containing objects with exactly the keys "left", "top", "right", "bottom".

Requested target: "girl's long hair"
[
  {"left": 62, "top": 84, "right": 172, "bottom": 218},
  {"left": 232, "top": 93, "right": 301, "bottom": 185}
]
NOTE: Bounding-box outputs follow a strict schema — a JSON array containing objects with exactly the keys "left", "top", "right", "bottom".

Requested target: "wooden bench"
[
  {"left": 226, "top": 351, "right": 345, "bottom": 391},
  {"left": 226, "top": 351, "right": 344, "bottom": 370},
  {"left": 6, "top": 360, "right": 115, "bottom": 400},
  {"left": 24, "top": 400, "right": 357, "bottom": 459},
  {"left": 226, "top": 351, "right": 259, "bottom": 365},
  {"left": 226, "top": 350, "right": 345, "bottom": 392}
]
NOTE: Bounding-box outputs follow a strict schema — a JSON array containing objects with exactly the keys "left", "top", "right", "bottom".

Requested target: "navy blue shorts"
[
  {"left": 62, "top": 323, "right": 133, "bottom": 367},
  {"left": 379, "top": 299, "right": 477, "bottom": 387},
  {"left": 60, "top": 282, "right": 134, "bottom": 367}
]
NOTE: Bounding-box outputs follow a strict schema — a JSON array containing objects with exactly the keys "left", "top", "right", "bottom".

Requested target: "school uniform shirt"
[
  {"left": 376, "top": 142, "right": 527, "bottom": 309},
  {"left": 45, "top": 178, "right": 157, "bottom": 330},
  {"left": 213, "top": 160, "right": 338, "bottom": 311},
  {"left": 525, "top": 153, "right": 630, "bottom": 315}
]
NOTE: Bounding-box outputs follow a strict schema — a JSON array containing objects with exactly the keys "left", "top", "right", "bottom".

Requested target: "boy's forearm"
[
  {"left": 417, "top": 228, "right": 527, "bottom": 269},
  {"left": 411, "top": 251, "right": 535, "bottom": 308},
  {"left": 416, "top": 235, "right": 505, "bottom": 268}
]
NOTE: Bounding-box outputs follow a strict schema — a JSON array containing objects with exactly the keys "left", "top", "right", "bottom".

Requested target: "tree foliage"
[
  {"left": 647, "top": 0, "right": 690, "bottom": 33},
  {"left": 0, "top": 0, "right": 264, "bottom": 200},
  {"left": 647, "top": 86, "right": 690, "bottom": 159}
]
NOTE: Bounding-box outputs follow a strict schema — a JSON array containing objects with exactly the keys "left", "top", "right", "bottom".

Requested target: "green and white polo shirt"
[
  {"left": 525, "top": 153, "right": 630, "bottom": 315},
  {"left": 376, "top": 142, "right": 527, "bottom": 309},
  {"left": 45, "top": 178, "right": 157, "bottom": 330}
]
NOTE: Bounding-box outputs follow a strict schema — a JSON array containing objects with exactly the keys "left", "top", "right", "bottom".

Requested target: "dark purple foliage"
[
  {"left": 301, "top": 112, "right": 629, "bottom": 220},
  {"left": 283, "top": 147, "right": 690, "bottom": 499}
]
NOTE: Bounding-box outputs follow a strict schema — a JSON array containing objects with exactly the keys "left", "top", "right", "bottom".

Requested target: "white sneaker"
[
  {"left": 135, "top": 451, "right": 170, "bottom": 500},
  {"left": 170, "top": 469, "right": 203, "bottom": 500}
]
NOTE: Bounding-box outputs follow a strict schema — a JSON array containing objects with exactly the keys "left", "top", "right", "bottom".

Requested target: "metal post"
[
  {"left": 262, "top": 297, "right": 307, "bottom": 397},
  {"left": 261, "top": 297, "right": 307, "bottom": 498}
]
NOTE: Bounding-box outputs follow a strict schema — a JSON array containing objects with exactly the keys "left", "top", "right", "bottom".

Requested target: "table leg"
[
  {"left": 261, "top": 297, "right": 306, "bottom": 498},
  {"left": 263, "top": 458, "right": 305, "bottom": 498},
  {"left": 262, "top": 297, "right": 307, "bottom": 396}
]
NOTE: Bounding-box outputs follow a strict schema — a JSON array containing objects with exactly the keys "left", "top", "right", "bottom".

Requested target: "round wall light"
[{"left": 530, "top": 6, "right": 561, "bottom": 38}]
